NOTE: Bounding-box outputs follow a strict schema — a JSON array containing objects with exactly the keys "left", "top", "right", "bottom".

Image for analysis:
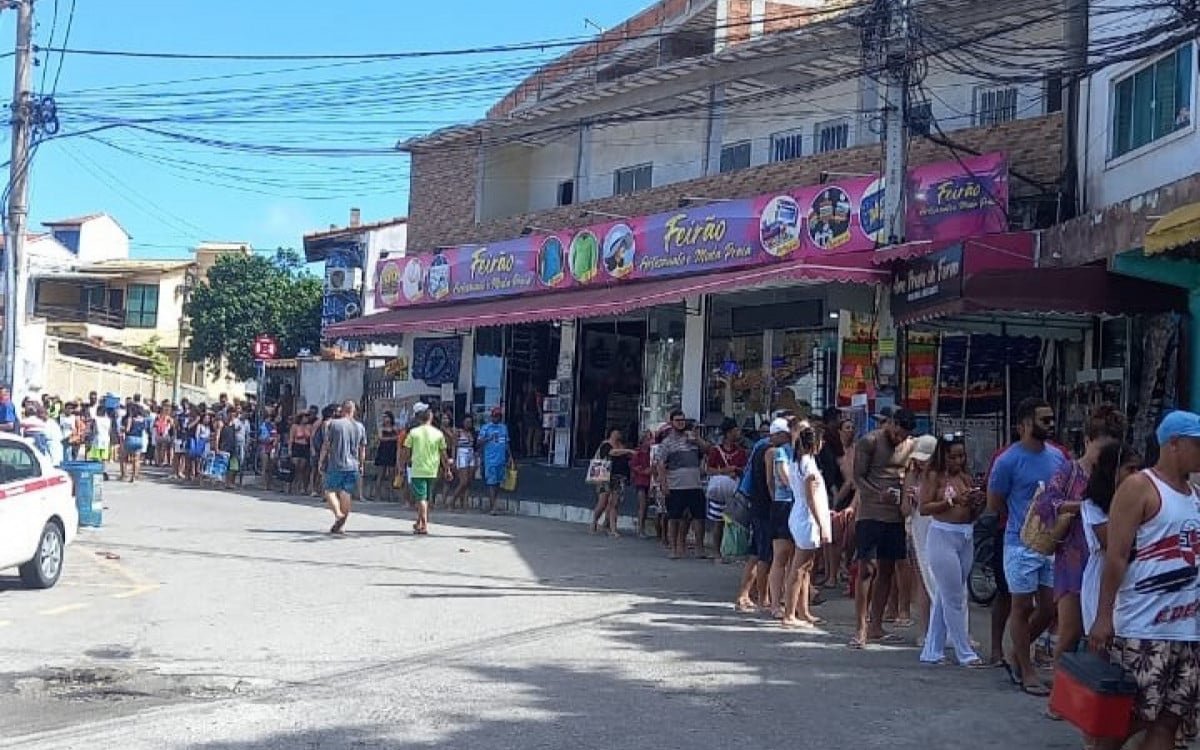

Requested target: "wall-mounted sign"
[
  {"left": 890, "top": 243, "right": 965, "bottom": 318},
  {"left": 374, "top": 153, "right": 1009, "bottom": 309}
]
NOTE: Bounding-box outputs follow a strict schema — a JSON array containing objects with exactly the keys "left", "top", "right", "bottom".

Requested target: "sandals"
[
  {"left": 846, "top": 637, "right": 866, "bottom": 650},
  {"left": 330, "top": 516, "right": 347, "bottom": 534},
  {"left": 1022, "top": 683, "right": 1051, "bottom": 697}
]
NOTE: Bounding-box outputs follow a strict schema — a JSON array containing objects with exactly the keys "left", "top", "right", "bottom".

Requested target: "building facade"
[{"left": 336, "top": 0, "right": 1182, "bottom": 476}]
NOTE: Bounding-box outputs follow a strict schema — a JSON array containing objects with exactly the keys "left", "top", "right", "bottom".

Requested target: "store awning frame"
[
  {"left": 329, "top": 252, "right": 888, "bottom": 341},
  {"left": 894, "top": 265, "right": 1189, "bottom": 326},
  {"left": 1144, "top": 202, "right": 1200, "bottom": 255}
]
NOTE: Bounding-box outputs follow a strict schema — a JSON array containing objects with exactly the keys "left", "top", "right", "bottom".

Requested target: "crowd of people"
[
  {"left": 5, "top": 380, "right": 1197, "bottom": 747},
  {"left": 588, "top": 399, "right": 1199, "bottom": 749},
  {"left": 0, "top": 387, "right": 257, "bottom": 485}
]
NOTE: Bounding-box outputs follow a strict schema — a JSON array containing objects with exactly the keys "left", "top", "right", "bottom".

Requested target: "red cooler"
[{"left": 1049, "top": 651, "right": 1137, "bottom": 739}]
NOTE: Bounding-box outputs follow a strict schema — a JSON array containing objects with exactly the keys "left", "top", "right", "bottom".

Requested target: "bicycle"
[{"left": 969, "top": 514, "right": 999, "bottom": 606}]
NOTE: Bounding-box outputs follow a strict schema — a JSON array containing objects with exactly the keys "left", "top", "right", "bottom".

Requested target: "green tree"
[
  {"left": 184, "top": 248, "right": 322, "bottom": 381},
  {"left": 133, "top": 335, "right": 174, "bottom": 380}
]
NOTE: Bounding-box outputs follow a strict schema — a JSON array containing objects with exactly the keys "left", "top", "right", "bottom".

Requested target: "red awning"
[
  {"left": 895, "top": 265, "right": 1188, "bottom": 325},
  {"left": 872, "top": 232, "right": 1036, "bottom": 266},
  {"left": 329, "top": 252, "right": 887, "bottom": 339}
]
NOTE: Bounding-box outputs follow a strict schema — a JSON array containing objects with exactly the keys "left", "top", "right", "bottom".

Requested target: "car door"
[{"left": 0, "top": 441, "right": 45, "bottom": 570}]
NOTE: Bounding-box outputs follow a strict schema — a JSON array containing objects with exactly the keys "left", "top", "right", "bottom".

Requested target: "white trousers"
[{"left": 919, "top": 520, "right": 979, "bottom": 665}]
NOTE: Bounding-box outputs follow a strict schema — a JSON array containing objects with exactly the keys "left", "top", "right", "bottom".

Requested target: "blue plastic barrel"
[
  {"left": 102, "top": 393, "right": 120, "bottom": 412},
  {"left": 61, "top": 460, "right": 105, "bottom": 527}
]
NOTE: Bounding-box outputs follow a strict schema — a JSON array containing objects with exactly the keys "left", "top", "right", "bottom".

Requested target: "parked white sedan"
[{"left": 0, "top": 433, "right": 77, "bottom": 588}]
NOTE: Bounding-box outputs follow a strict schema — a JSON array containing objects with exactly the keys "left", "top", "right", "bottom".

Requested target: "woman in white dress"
[
  {"left": 781, "top": 422, "right": 832, "bottom": 628},
  {"left": 1080, "top": 442, "right": 1141, "bottom": 635}
]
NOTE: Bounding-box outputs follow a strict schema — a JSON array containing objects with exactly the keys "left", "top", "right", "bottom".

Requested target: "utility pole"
[
  {"left": 3, "top": 0, "right": 34, "bottom": 397},
  {"left": 171, "top": 264, "right": 199, "bottom": 403},
  {"left": 882, "top": 0, "right": 910, "bottom": 245}
]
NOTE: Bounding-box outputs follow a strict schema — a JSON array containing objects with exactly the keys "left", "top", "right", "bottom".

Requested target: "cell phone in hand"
[{"left": 888, "top": 487, "right": 903, "bottom": 504}]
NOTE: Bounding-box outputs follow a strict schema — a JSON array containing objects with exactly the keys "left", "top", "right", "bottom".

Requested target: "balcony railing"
[{"left": 35, "top": 303, "right": 126, "bottom": 329}]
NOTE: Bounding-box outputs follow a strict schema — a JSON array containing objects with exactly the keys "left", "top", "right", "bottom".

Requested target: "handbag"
[
  {"left": 501, "top": 460, "right": 518, "bottom": 492},
  {"left": 721, "top": 517, "right": 751, "bottom": 557},
  {"left": 1021, "top": 463, "right": 1080, "bottom": 555},
  {"left": 1019, "top": 481, "right": 1058, "bottom": 555},
  {"left": 585, "top": 445, "right": 612, "bottom": 485}
]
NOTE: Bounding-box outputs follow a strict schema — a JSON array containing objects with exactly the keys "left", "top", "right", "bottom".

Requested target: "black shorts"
[
  {"left": 855, "top": 519, "right": 907, "bottom": 561},
  {"left": 770, "top": 501, "right": 794, "bottom": 542},
  {"left": 749, "top": 514, "right": 774, "bottom": 563},
  {"left": 666, "top": 488, "right": 705, "bottom": 520}
]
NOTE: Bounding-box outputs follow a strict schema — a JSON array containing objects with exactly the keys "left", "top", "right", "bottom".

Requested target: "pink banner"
[{"left": 375, "top": 153, "right": 1008, "bottom": 309}]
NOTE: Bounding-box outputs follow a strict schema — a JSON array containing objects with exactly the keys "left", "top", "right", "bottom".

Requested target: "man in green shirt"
[{"left": 402, "top": 406, "right": 452, "bottom": 535}]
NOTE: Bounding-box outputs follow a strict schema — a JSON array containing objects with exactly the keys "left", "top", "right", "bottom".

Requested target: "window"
[
  {"left": 556, "top": 179, "right": 575, "bottom": 207},
  {"left": 770, "top": 130, "right": 804, "bottom": 162},
  {"left": 0, "top": 444, "right": 41, "bottom": 485},
  {"left": 907, "top": 101, "right": 934, "bottom": 136},
  {"left": 719, "top": 141, "right": 752, "bottom": 173},
  {"left": 1044, "top": 75, "right": 1063, "bottom": 114},
  {"left": 814, "top": 120, "right": 850, "bottom": 153},
  {"left": 52, "top": 229, "right": 80, "bottom": 254},
  {"left": 1111, "top": 43, "right": 1194, "bottom": 159},
  {"left": 613, "top": 163, "right": 652, "bottom": 196},
  {"left": 974, "top": 86, "right": 1019, "bottom": 126},
  {"left": 125, "top": 283, "right": 159, "bottom": 329}
]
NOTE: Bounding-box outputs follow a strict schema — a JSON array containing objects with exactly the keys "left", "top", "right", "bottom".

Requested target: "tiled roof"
[{"left": 304, "top": 216, "right": 407, "bottom": 241}]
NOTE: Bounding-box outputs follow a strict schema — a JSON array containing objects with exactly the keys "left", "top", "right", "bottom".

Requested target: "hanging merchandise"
[
  {"left": 905, "top": 335, "right": 938, "bottom": 413},
  {"left": 838, "top": 339, "right": 875, "bottom": 407}
]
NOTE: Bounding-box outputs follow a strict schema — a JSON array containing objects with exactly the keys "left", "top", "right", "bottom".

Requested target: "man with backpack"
[{"left": 734, "top": 413, "right": 795, "bottom": 612}]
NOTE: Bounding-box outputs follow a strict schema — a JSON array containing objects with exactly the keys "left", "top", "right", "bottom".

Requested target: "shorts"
[
  {"left": 666, "top": 488, "right": 705, "bottom": 520},
  {"left": 483, "top": 462, "right": 506, "bottom": 487},
  {"left": 291, "top": 443, "right": 310, "bottom": 461},
  {"left": 706, "top": 475, "right": 737, "bottom": 522},
  {"left": 1003, "top": 543, "right": 1054, "bottom": 595},
  {"left": 598, "top": 475, "right": 628, "bottom": 496},
  {"left": 770, "top": 501, "right": 794, "bottom": 542},
  {"left": 410, "top": 477, "right": 435, "bottom": 502},
  {"left": 87, "top": 447, "right": 110, "bottom": 461},
  {"left": 324, "top": 469, "right": 359, "bottom": 494},
  {"left": 124, "top": 436, "right": 147, "bottom": 455},
  {"left": 749, "top": 514, "right": 774, "bottom": 563},
  {"left": 1109, "top": 638, "right": 1200, "bottom": 736},
  {"left": 855, "top": 519, "right": 907, "bottom": 561}
]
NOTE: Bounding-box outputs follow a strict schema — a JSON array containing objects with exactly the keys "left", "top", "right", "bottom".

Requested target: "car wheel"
[{"left": 18, "top": 521, "right": 65, "bottom": 589}]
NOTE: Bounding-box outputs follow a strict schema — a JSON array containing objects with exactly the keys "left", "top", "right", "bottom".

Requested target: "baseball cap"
[
  {"left": 412, "top": 401, "right": 430, "bottom": 416},
  {"left": 769, "top": 417, "right": 791, "bottom": 435},
  {"left": 874, "top": 406, "right": 895, "bottom": 421},
  {"left": 911, "top": 434, "right": 938, "bottom": 462},
  {"left": 490, "top": 406, "right": 503, "bottom": 417},
  {"left": 891, "top": 408, "right": 917, "bottom": 431},
  {"left": 1156, "top": 410, "right": 1200, "bottom": 445}
]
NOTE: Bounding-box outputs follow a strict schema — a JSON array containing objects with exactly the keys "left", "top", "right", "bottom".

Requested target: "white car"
[{"left": 0, "top": 432, "right": 77, "bottom": 588}]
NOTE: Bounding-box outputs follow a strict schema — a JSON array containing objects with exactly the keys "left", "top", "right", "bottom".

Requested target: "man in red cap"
[{"left": 477, "top": 406, "right": 511, "bottom": 514}]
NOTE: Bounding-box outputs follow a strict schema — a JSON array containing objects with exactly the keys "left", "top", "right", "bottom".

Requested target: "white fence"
[{"left": 42, "top": 352, "right": 208, "bottom": 404}]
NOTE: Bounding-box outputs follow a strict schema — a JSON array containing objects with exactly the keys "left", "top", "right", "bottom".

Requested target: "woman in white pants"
[
  {"left": 905, "top": 435, "right": 939, "bottom": 634},
  {"left": 918, "top": 435, "right": 986, "bottom": 667}
]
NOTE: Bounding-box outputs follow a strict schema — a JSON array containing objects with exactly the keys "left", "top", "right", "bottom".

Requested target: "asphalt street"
[{"left": 0, "top": 476, "right": 1081, "bottom": 749}]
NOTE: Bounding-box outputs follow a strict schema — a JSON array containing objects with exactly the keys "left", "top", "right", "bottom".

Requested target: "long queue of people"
[{"left": 608, "top": 400, "right": 1200, "bottom": 749}]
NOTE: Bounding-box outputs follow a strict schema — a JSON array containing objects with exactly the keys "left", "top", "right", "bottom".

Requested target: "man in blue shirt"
[
  {"left": 0, "top": 386, "right": 16, "bottom": 433},
  {"left": 987, "top": 396, "right": 1067, "bottom": 696},
  {"left": 477, "top": 407, "right": 510, "bottom": 515}
]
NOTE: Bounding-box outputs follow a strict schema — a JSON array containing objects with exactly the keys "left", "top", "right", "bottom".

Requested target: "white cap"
[
  {"left": 769, "top": 417, "right": 791, "bottom": 435},
  {"left": 412, "top": 402, "right": 430, "bottom": 416}
]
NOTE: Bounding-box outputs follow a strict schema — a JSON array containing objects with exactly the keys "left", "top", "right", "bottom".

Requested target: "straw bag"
[{"left": 1019, "top": 481, "right": 1058, "bottom": 555}]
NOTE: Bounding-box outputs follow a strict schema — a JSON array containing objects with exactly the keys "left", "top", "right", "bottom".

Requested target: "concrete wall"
[
  {"left": 76, "top": 216, "right": 130, "bottom": 264},
  {"left": 36, "top": 340, "right": 207, "bottom": 404},
  {"left": 1078, "top": 2, "right": 1198, "bottom": 210}
]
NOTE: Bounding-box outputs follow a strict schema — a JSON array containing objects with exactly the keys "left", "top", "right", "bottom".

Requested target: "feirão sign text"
[{"left": 375, "top": 153, "right": 1008, "bottom": 309}]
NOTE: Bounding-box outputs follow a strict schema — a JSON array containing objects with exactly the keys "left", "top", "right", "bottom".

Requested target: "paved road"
[{"left": 0, "top": 478, "right": 1080, "bottom": 749}]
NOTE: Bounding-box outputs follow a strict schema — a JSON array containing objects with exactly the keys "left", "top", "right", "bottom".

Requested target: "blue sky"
[{"left": 0, "top": 0, "right": 650, "bottom": 258}]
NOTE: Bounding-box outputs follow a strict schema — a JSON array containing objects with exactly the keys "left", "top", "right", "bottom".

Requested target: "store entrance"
[
  {"left": 504, "top": 323, "right": 560, "bottom": 460},
  {"left": 575, "top": 319, "right": 646, "bottom": 461}
]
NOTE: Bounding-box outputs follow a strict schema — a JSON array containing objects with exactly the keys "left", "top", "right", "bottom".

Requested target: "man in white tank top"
[{"left": 1091, "top": 411, "right": 1200, "bottom": 750}]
